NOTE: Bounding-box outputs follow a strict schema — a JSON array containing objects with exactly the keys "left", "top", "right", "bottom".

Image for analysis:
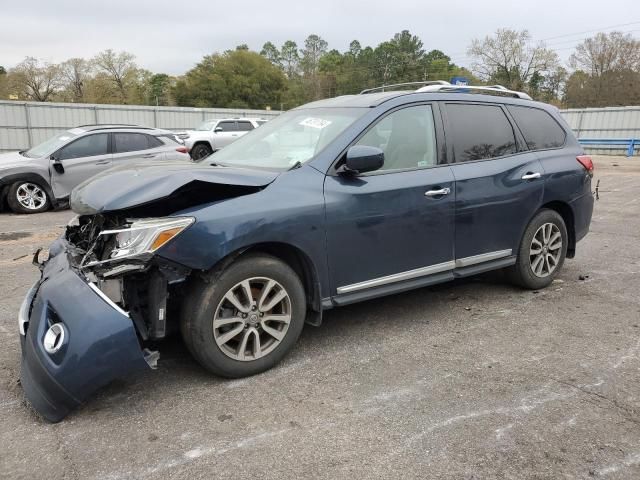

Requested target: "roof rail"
[
  {"left": 360, "top": 81, "right": 450, "bottom": 94},
  {"left": 416, "top": 82, "right": 532, "bottom": 100}
]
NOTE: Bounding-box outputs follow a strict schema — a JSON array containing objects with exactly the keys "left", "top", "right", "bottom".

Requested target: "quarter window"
[
  {"left": 113, "top": 133, "right": 151, "bottom": 153},
  {"left": 355, "top": 105, "right": 437, "bottom": 171},
  {"left": 507, "top": 105, "right": 566, "bottom": 150},
  {"left": 58, "top": 134, "right": 109, "bottom": 160},
  {"left": 446, "top": 104, "right": 517, "bottom": 162}
]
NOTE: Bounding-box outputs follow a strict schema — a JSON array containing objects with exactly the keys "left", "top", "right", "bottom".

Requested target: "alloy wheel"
[
  {"left": 529, "top": 222, "right": 562, "bottom": 277},
  {"left": 213, "top": 277, "right": 292, "bottom": 361},
  {"left": 16, "top": 183, "right": 47, "bottom": 211}
]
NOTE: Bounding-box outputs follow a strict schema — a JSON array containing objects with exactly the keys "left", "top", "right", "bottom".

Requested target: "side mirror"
[
  {"left": 338, "top": 146, "right": 384, "bottom": 175},
  {"left": 50, "top": 155, "right": 65, "bottom": 174},
  {"left": 214, "top": 127, "right": 223, "bottom": 133}
]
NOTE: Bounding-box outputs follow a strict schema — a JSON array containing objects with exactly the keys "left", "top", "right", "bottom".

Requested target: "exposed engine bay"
[{"left": 65, "top": 214, "right": 192, "bottom": 345}]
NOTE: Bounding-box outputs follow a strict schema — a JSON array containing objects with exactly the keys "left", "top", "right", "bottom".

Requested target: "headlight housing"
[{"left": 99, "top": 217, "right": 194, "bottom": 260}]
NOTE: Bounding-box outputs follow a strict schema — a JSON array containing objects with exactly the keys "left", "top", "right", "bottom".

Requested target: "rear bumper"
[
  {"left": 570, "top": 191, "right": 594, "bottom": 243},
  {"left": 19, "top": 239, "right": 149, "bottom": 422}
]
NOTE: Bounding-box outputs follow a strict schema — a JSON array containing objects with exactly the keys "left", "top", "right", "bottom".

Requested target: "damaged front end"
[{"left": 20, "top": 214, "right": 194, "bottom": 422}]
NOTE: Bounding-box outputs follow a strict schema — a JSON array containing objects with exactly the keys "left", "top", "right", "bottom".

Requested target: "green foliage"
[{"left": 173, "top": 49, "right": 286, "bottom": 109}]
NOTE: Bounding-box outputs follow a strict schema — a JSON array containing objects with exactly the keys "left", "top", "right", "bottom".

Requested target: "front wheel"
[
  {"left": 7, "top": 181, "right": 51, "bottom": 214},
  {"left": 190, "top": 143, "right": 213, "bottom": 160},
  {"left": 181, "top": 254, "right": 306, "bottom": 378},
  {"left": 508, "top": 209, "right": 568, "bottom": 289}
]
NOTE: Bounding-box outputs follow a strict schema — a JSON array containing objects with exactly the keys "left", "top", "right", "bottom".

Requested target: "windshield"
[
  {"left": 195, "top": 120, "right": 217, "bottom": 131},
  {"left": 209, "top": 108, "right": 367, "bottom": 169},
  {"left": 24, "top": 129, "right": 83, "bottom": 158}
]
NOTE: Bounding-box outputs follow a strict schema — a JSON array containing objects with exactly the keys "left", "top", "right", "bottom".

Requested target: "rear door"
[
  {"left": 112, "top": 132, "right": 165, "bottom": 166},
  {"left": 442, "top": 102, "right": 545, "bottom": 265},
  {"left": 50, "top": 133, "right": 111, "bottom": 198}
]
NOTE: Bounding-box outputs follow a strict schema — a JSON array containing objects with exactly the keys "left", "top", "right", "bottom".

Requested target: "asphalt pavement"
[{"left": 1, "top": 156, "right": 639, "bottom": 479}]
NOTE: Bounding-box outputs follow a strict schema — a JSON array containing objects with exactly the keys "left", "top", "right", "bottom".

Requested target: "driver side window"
[
  {"left": 356, "top": 105, "right": 437, "bottom": 171},
  {"left": 58, "top": 134, "right": 109, "bottom": 160}
]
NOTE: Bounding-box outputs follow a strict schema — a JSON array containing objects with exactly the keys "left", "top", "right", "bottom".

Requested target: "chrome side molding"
[{"left": 337, "top": 249, "right": 513, "bottom": 295}]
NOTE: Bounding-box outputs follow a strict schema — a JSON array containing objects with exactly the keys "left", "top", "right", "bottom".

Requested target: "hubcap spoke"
[
  {"left": 216, "top": 324, "right": 245, "bottom": 346},
  {"left": 258, "top": 279, "right": 276, "bottom": 310},
  {"left": 237, "top": 328, "right": 253, "bottom": 360},
  {"left": 261, "top": 289, "right": 287, "bottom": 312},
  {"left": 224, "top": 291, "right": 250, "bottom": 313},
  {"left": 262, "top": 313, "right": 291, "bottom": 324},
  {"left": 213, "top": 316, "right": 244, "bottom": 329},
  {"left": 261, "top": 323, "right": 285, "bottom": 341}
]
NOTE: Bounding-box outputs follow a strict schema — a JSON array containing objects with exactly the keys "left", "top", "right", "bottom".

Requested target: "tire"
[
  {"left": 7, "top": 181, "right": 51, "bottom": 214},
  {"left": 181, "top": 254, "right": 306, "bottom": 378},
  {"left": 508, "top": 209, "right": 568, "bottom": 290},
  {"left": 190, "top": 143, "right": 213, "bottom": 160}
]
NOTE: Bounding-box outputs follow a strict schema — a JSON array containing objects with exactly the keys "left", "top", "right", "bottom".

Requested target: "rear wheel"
[
  {"left": 7, "top": 181, "right": 50, "bottom": 214},
  {"left": 181, "top": 254, "right": 306, "bottom": 378},
  {"left": 508, "top": 209, "right": 568, "bottom": 289},
  {"left": 190, "top": 143, "right": 213, "bottom": 160}
]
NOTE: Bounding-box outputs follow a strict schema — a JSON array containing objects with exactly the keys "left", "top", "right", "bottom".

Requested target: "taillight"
[
  {"left": 577, "top": 155, "right": 594, "bottom": 176},
  {"left": 176, "top": 146, "right": 188, "bottom": 154}
]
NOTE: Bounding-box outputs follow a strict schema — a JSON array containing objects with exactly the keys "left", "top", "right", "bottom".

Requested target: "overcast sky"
[{"left": 2, "top": 0, "right": 639, "bottom": 75}]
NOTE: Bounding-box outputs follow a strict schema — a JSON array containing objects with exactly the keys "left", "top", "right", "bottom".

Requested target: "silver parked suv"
[
  {"left": 0, "top": 125, "right": 190, "bottom": 214},
  {"left": 179, "top": 117, "right": 268, "bottom": 160}
]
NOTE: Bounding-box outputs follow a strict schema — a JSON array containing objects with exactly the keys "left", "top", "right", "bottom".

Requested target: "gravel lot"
[{"left": 1, "top": 156, "right": 639, "bottom": 479}]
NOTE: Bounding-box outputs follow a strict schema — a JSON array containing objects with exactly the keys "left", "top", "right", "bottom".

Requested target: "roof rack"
[
  {"left": 77, "top": 124, "right": 156, "bottom": 131},
  {"left": 360, "top": 81, "right": 450, "bottom": 94},
  {"left": 416, "top": 82, "right": 532, "bottom": 100}
]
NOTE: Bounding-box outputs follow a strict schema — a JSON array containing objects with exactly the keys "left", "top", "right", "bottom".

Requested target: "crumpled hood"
[
  {"left": 70, "top": 160, "right": 279, "bottom": 215},
  {"left": 0, "top": 151, "right": 30, "bottom": 170}
]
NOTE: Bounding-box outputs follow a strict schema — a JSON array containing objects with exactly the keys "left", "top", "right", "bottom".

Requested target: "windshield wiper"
[{"left": 288, "top": 161, "right": 302, "bottom": 171}]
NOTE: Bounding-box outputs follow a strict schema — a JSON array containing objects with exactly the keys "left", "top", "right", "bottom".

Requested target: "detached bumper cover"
[{"left": 19, "top": 238, "right": 149, "bottom": 422}]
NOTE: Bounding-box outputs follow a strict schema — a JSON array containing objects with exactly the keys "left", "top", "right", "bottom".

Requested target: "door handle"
[
  {"left": 141, "top": 154, "right": 156, "bottom": 158},
  {"left": 522, "top": 172, "right": 541, "bottom": 180},
  {"left": 95, "top": 160, "right": 110, "bottom": 165},
  {"left": 424, "top": 187, "right": 451, "bottom": 197}
]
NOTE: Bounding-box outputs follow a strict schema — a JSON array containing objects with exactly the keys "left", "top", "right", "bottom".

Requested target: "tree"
[
  {"left": 93, "top": 49, "right": 138, "bottom": 102},
  {"left": 174, "top": 49, "right": 286, "bottom": 109},
  {"left": 59, "top": 58, "right": 92, "bottom": 102},
  {"left": 300, "top": 35, "right": 329, "bottom": 100},
  {"left": 0, "top": 66, "right": 6, "bottom": 75},
  {"left": 147, "top": 73, "right": 173, "bottom": 106},
  {"left": 570, "top": 31, "right": 640, "bottom": 76},
  {"left": 280, "top": 40, "right": 300, "bottom": 78},
  {"left": 565, "top": 32, "right": 640, "bottom": 107},
  {"left": 9, "top": 57, "right": 61, "bottom": 101},
  {"left": 260, "top": 42, "right": 281, "bottom": 68},
  {"left": 468, "top": 29, "right": 559, "bottom": 95}
]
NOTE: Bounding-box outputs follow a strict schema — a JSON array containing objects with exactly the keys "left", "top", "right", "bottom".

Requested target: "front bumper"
[{"left": 19, "top": 239, "right": 149, "bottom": 422}]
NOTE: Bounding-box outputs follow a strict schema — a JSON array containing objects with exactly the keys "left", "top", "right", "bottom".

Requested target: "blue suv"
[{"left": 18, "top": 83, "right": 594, "bottom": 421}]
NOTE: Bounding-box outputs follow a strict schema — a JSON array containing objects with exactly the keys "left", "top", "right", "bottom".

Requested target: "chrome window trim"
[{"left": 336, "top": 249, "right": 513, "bottom": 295}]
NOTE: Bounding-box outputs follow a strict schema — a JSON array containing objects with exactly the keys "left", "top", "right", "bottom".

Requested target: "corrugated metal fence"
[
  {"left": 1, "top": 100, "right": 639, "bottom": 155},
  {"left": 560, "top": 106, "right": 640, "bottom": 155},
  {"left": 0, "top": 100, "right": 281, "bottom": 153}
]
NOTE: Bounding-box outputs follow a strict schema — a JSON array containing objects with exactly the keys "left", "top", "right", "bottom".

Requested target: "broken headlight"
[{"left": 101, "top": 217, "right": 194, "bottom": 260}]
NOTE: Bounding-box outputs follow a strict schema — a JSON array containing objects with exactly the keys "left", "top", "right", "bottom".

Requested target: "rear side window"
[
  {"left": 114, "top": 133, "right": 151, "bottom": 153},
  {"left": 147, "top": 135, "right": 164, "bottom": 148},
  {"left": 236, "top": 121, "right": 254, "bottom": 131},
  {"left": 58, "top": 133, "right": 109, "bottom": 160},
  {"left": 217, "top": 121, "right": 236, "bottom": 132},
  {"left": 446, "top": 104, "right": 517, "bottom": 162},
  {"left": 507, "top": 105, "right": 566, "bottom": 150}
]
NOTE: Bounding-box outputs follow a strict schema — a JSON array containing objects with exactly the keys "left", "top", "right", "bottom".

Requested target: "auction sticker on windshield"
[{"left": 299, "top": 118, "right": 332, "bottom": 129}]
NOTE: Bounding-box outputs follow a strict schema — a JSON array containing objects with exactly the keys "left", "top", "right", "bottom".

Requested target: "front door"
[
  {"left": 442, "top": 102, "right": 545, "bottom": 263},
  {"left": 50, "top": 133, "right": 111, "bottom": 198},
  {"left": 214, "top": 121, "right": 241, "bottom": 149},
  {"left": 324, "top": 104, "right": 456, "bottom": 300}
]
